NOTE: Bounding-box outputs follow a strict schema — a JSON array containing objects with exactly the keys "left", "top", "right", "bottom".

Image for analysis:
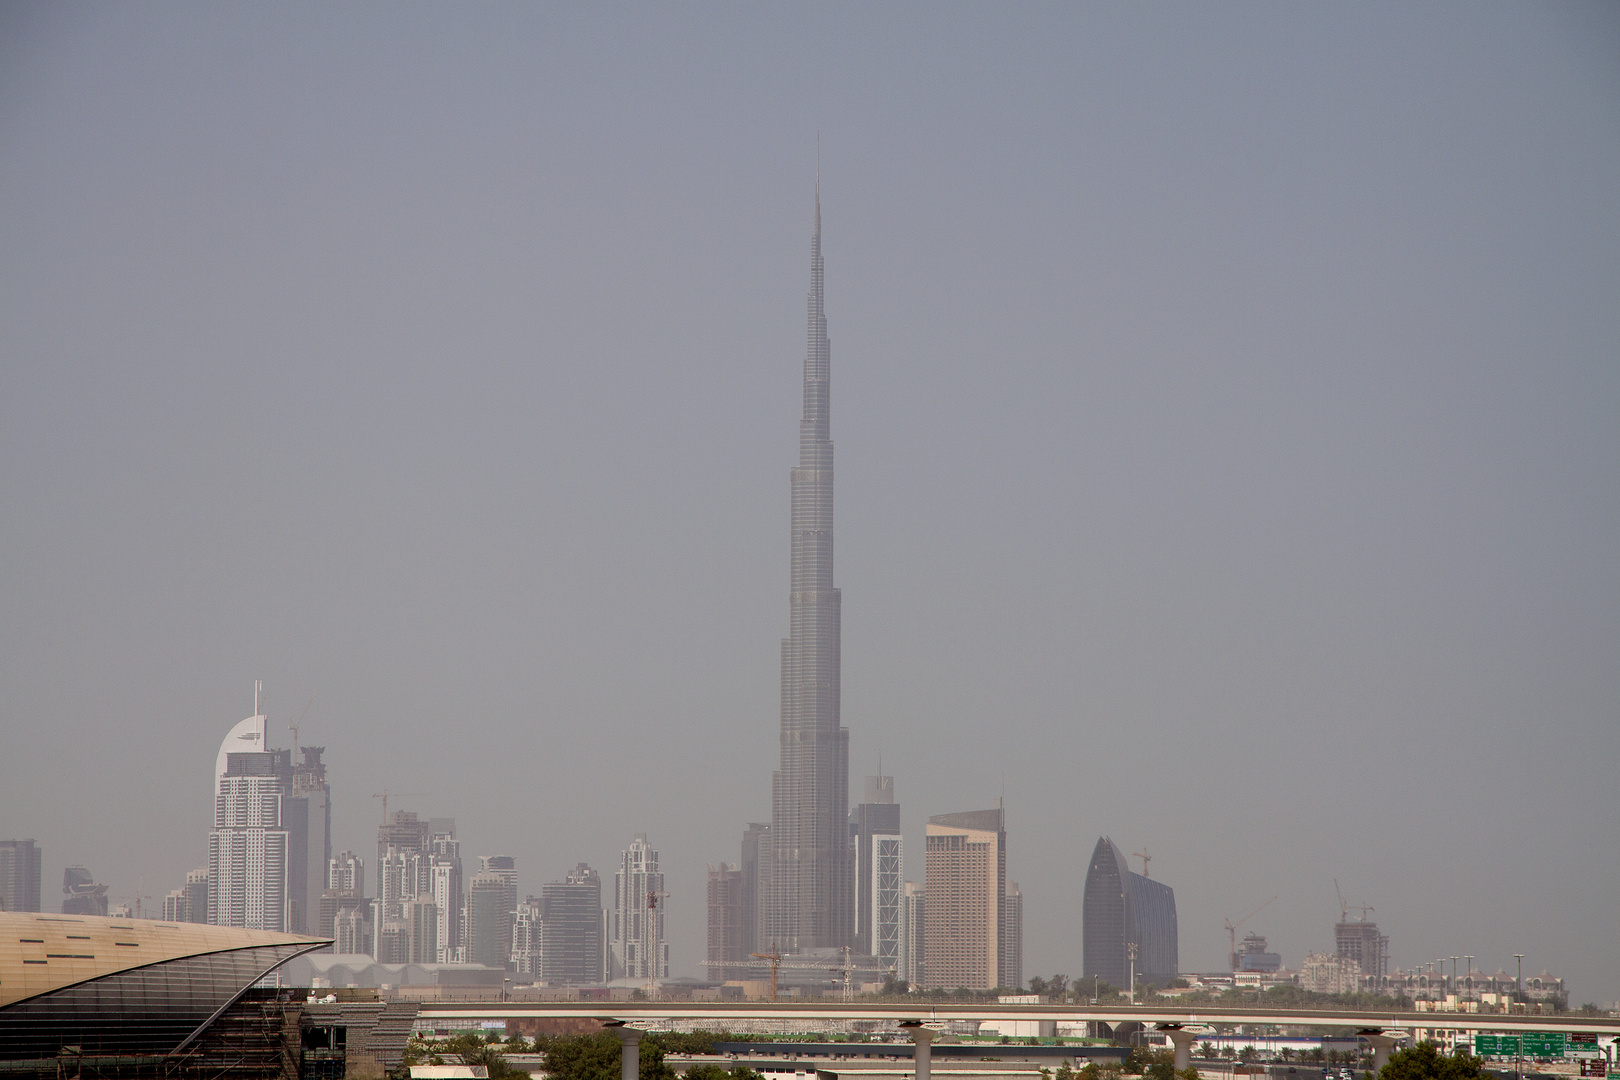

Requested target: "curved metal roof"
[{"left": 0, "top": 911, "right": 328, "bottom": 1009}]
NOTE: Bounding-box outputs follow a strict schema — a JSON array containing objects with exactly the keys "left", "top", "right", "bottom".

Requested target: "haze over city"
[{"left": 2, "top": 4, "right": 1616, "bottom": 1003}]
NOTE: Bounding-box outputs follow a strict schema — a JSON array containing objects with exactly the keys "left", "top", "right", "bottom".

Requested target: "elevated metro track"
[{"left": 414, "top": 1000, "right": 1620, "bottom": 1035}]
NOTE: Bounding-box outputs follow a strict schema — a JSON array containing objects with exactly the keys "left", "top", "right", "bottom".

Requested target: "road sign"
[
  {"left": 1578, "top": 1060, "right": 1606, "bottom": 1077},
  {"left": 1473, "top": 1035, "right": 1519, "bottom": 1056},
  {"left": 1521, "top": 1033, "right": 1566, "bottom": 1057}
]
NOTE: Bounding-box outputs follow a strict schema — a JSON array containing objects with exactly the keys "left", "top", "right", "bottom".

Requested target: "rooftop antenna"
[{"left": 254, "top": 680, "right": 263, "bottom": 717}]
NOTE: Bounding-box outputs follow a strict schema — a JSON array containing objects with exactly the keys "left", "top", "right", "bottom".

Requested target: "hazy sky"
[{"left": 2, "top": 4, "right": 1617, "bottom": 1002}]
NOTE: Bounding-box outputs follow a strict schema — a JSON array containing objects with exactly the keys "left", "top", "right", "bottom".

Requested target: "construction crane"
[
  {"left": 702, "top": 946, "right": 886, "bottom": 1002},
  {"left": 372, "top": 790, "right": 428, "bottom": 824},
  {"left": 1225, "top": 895, "right": 1277, "bottom": 971},
  {"left": 1131, "top": 849, "right": 1152, "bottom": 878},
  {"left": 289, "top": 692, "right": 316, "bottom": 759},
  {"left": 643, "top": 889, "right": 671, "bottom": 999},
  {"left": 1334, "top": 879, "right": 1374, "bottom": 922},
  {"left": 750, "top": 943, "right": 785, "bottom": 1002},
  {"left": 829, "top": 945, "right": 855, "bottom": 1002}
]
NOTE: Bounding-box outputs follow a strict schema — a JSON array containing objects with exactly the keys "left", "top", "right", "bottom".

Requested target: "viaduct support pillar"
[
  {"left": 1362, "top": 1031, "right": 1398, "bottom": 1074},
  {"left": 1161, "top": 1027, "right": 1198, "bottom": 1073},
  {"left": 611, "top": 1024, "right": 643, "bottom": 1080},
  {"left": 902, "top": 1021, "right": 934, "bottom": 1080}
]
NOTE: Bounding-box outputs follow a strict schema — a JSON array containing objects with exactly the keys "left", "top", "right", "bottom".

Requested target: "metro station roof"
[{"left": 0, "top": 911, "right": 327, "bottom": 1009}]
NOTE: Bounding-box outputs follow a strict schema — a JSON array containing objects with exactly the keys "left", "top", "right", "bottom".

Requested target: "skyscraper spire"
[{"left": 766, "top": 164, "right": 852, "bottom": 953}]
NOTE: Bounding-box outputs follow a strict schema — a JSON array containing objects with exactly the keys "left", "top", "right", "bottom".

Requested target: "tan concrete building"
[{"left": 921, "top": 806, "right": 1019, "bottom": 990}]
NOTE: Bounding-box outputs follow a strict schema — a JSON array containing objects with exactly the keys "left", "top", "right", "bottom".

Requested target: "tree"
[
  {"left": 686, "top": 1067, "right": 765, "bottom": 1080},
  {"left": 1377, "top": 1043, "right": 1484, "bottom": 1080},
  {"left": 1049, "top": 974, "right": 1071, "bottom": 1002},
  {"left": 542, "top": 1033, "right": 676, "bottom": 1080},
  {"left": 408, "top": 1033, "right": 528, "bottom": 1080},
  {"left": 1199, "top": 1043, "right": 1216, "bottom": 1059}
]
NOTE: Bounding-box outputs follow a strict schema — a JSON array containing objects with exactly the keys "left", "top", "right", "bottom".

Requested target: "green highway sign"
[
  {"left": 1521, "top": 1033, "right": 1566, "bottom": 1057},
  {"left": 1473, "top": 1034, "right": 1567, "bottom": 1058}
]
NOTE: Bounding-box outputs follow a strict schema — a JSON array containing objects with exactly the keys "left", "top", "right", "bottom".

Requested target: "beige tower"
[{"left": 921, "top": 806, "right": 1018, "bottom": 990}]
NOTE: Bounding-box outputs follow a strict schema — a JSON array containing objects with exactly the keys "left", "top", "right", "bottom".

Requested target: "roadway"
[{"left": 413, "top": 999, "right": 1620, "bottom": 1035}]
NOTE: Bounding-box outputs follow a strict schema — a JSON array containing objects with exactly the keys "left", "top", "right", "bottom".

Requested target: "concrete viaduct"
[{"left": 412, "top": 1001, "right": 1620, "bottom": 1080}]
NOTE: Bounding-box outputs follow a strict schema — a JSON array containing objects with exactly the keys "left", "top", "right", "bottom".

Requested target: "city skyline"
[{"left": 1, "top": 5, "right": 1615, "bottom": 1003}]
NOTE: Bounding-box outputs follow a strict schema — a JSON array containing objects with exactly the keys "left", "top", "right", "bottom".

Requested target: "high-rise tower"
[{"left": 767, "top": 172, "right": 853, "bottom": 952}]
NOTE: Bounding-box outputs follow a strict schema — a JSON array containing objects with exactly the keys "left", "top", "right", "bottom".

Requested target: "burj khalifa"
[{"left": 766, "top": 175, "right": 853, "bottom": 952}]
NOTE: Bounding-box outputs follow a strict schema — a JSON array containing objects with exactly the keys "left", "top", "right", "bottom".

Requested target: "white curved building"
[{"left": 207, "top": 690, "right": 290, "bottom": 930}]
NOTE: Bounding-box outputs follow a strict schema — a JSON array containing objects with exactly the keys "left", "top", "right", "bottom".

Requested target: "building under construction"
[{"left": 1335, "top": 917, "right": 1389, "bottom": 980}]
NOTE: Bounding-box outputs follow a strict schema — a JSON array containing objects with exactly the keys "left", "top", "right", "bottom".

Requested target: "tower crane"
[
  {"left": 702, "top": 944, "right": 886, "bottom": 1002},
  {"left": 1131, "top": 849, "right": 1152, "bottom": 878},
  {"left": 643, "top": 889, "right": 671, "bottom": 999},
  {"left": 1334, "top": 879, "right": 1374, "bottom": 922},
  {"left": 750, "top": 943, "right": 785, "bottom": 1002},
  {"left": 1225, "top": 895, "right": 1277, "bottom": 971},
  {"left": 372, "top": 790, "right": 428, "bottom": 824},
  {"left": 289, "top": 692, "right": 316, "bottom": 759}
]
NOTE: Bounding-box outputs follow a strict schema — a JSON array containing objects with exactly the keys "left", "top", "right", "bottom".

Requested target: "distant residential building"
[
  {"left": 1335, "top": 917, "right": 1388, "bottom": 979},
  {"left": 1082, "top": 836, "right": 1178, "bottom": 989},
  {"left": 61, "top": 866, "right": 109, "bottom": 916},
  {"left": 1001, "top": 882, "right": 1023, "bottom": 991},
  {"left": 287, "top": 745, "right": 332, "bottom": 935},
  {"left": 708, "top": 863, "right": 746, "bottom": 982},
  {"left": 428, "top": 821, "right": 463, "bottom": 964},
  {"left": 611, "top": 834, "right": 667, "bottom": 981},
  {"left": 162, "top": 888, "right": 190, "bottom": 923},
  {"left": 900, "top": 881, "right": 925, "bottom": 987},
  {"left": 402, "top": 894, "right": 439, "bottom": 965},
  {"left": 851, "top": 773, "right": 902, "bottom": 972},
  {"left": 184, "top": 867, "right": 209, "bottom": 924},
  {"left": 541, "top": 863, "right": 604, "bottom": 985},
  {"left": 207, "top": 696, "right": 290, "bottom": 931},
  {"left": 0, "top": 840, "right": 43, "bottom": 913},
  {"left": 466, "top": 858, "right": 516, "bottom": 969},
  {"left": 482, "top": 855, "right": 518, "bottom": 919},
  {"left": 739, "top": 823, "right": 771, "bottom": 957},
  {"left": 328, "top": 851, "right": 364, "bottom": 894},
  {"left": 921, "top": 806, "right": 1018, "bottom": 990},
  {"left": 333, "top": 905, "right": 368, "bottom": 955},
  {"left": 319, "top": 850, "right": 366, "bottom": 948},
  {"left": 377, "top": 812, "right": 431, "bottom": 932},
  {"left": 512, "top": 896, "right": 543, "bottom": 975},
  {"left": 376, "top": 915, "right": 409, "bottom": 964},
  {"left": 1301, "top": 951, "right": 1364, "bottom": 994}
]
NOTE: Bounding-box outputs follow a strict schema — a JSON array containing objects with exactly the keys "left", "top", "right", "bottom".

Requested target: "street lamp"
[
  {"left": 1128, "top": 943, "right": 1138, "bottom": 1006},
  {"left": 1513, "top": 956, "right": 1525, "bottom": 1080}
]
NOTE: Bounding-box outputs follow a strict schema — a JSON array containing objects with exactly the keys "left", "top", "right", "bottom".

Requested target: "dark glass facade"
[
  {"left": 0, "top": 942, "right": 316, "bottom": 1062},
  {"left": 1082, "top": 836, "right": 1178, "bottom": 988}
]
